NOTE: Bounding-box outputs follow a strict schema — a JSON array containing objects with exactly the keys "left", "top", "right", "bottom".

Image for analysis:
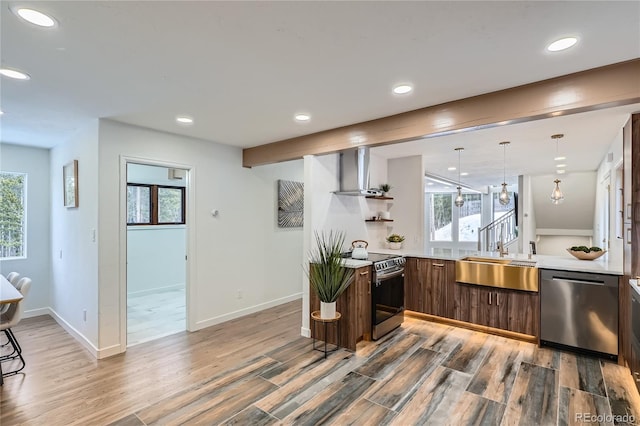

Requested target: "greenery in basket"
[
  {"left": 386, "top": 234, "right": 405, "bottom": 243},
  {"left": 570, "top": 245, "right": 602, "bottom": 253},
  {"left": 379, "top": 183, "right": 392, "bottom": 193},
  {"left": 306, "top": 231, "right": 355, "bottom": 303}
]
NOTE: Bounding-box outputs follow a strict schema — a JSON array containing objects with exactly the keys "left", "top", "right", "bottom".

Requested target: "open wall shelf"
[{"left": 365, "top": 196, "right": 394, "bottom": 200}]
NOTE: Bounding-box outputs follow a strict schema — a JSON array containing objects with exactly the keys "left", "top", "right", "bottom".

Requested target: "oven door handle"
[{"left": 376, "top": 269, "right": 405, "bottom": 282}]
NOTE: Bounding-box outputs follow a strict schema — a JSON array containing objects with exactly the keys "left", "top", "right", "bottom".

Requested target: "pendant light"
[
  {"left": 550, "top": 134, "right": 565, "bottom": 204},
  {"left": 498, "top": 141, "right": 510, "bottom": 206},
  {"left": 551, "top": 179, "right": 564, "bottom": 204},
  {"left": 454, "top": 147, "right": 464, "bottom": 207}
]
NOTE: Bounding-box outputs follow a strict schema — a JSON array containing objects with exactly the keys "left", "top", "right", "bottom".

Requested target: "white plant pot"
[
  {"left": 320, "top": 301, "right": 336, "bottom": 319},
  {"left": 389, "top": 242, "right": 402, "bottom": 250}
]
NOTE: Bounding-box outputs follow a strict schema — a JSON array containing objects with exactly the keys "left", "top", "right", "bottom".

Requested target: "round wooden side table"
[{"left": 310, "top": 311, "right": 341, "bottom": 359}]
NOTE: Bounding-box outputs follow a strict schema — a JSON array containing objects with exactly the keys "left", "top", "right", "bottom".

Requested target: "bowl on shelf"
[{"left": 566, "top": 248, "right": 606, "bottom": 261}]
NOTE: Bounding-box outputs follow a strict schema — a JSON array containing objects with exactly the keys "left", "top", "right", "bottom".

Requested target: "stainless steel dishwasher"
[{"left": 540, "top": 269, "right": 618, "bottom": 358}]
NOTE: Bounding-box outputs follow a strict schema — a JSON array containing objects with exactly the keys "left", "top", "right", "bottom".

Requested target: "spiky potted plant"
[{"left": 307, "top": 231, "right": 355, "bottom": 319}]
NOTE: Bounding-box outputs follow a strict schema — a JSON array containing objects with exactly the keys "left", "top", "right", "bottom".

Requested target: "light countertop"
[{"left": 352, "top": 248, "right": 623, "bottom": 276}]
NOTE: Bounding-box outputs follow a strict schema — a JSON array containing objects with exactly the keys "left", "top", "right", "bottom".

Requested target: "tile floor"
[
  {"left": 112, "top": 315, "right": 640, "bottom": 425},
  {"left": 127, "top": 285, "right": 185, "bottom": 346}
]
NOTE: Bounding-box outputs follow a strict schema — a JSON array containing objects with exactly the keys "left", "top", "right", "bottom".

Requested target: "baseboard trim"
[
  {"left": 194, "top": 293, "right": 302, "bottom": 331},
  {"left": 48, "top": 307, "right": 100, "bottom": 358},
  {"left": 23, "top": 307, "right": 51, "bottom": 319},
  {"left": 300, "top": 327, "right": 311, "bottom": 338}
]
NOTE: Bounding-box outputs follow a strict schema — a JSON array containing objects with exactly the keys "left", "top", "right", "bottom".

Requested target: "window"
[
  {"left": 458, "top": 194, "right": 482, "bottom": 242},
  {"left": 430, "top": 193, "right": 452, "bottom": 241},
  {"left": 428, "top": 192, "right": 484, "bottom": 244},
  {"left": 492, "top": 191, "right": 515, "bottom": 221},
  {"left": 0, "top": 172, "right": 26, "bottom": 259},
  {"left": 127, "top": 184, "right": 185, "bottom": 225}
]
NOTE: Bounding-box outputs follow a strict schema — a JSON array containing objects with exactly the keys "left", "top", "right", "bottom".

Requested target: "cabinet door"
[
  {"left": 506, "top": 289, "right": 539, "bottom": 336},
  {"left": 355, "top": 266, "right": 372, "bottom": 341},
  {"left": 491, "top": 289, "right": 510, "bottom": 331},
  {"left": 454, "top": 282, "right": 472, "bottom": 323},
  {"left": 404, "top": 257, "right": 423, "bottom": 312},
  {"left": 470, "top": 285, "right": 492, "bottom": 328},
  {"left": 425, "top": 259, "right": 453, "bottom": 317}
]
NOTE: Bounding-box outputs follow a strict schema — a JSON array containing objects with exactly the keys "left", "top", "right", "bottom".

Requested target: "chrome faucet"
[{"left": 497, "top": 223, "right": 508, "bottom": 257}]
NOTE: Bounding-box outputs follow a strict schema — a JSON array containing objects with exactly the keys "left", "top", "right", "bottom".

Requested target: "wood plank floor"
[{"left": 1, "top": 300, "right": 639, "bottom": 425}]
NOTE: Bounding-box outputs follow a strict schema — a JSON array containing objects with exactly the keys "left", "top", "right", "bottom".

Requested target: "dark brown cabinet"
[
  {"left": 404, "top": 257, "right": 455, "bottom": 318},
  {"left": 454, "top": 282, "right": 538, "bottom": 337},
  {"left": 405, "top": 257, "right": 539, "bottom": 338},
  {"left": 309, "top": 265, "right": 371, "bottom": 351},
  {"left": 506, "top": 289, "right": 539, "bottom": 336}
]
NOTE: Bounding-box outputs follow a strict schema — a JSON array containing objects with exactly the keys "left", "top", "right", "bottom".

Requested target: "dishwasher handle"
[{"left": 551, "top": 277, "right": 607, "bottom": 287}]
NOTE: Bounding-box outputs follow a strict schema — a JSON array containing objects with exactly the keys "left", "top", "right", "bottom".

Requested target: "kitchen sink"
[
  {"left": 456, "top": 256, "right": 539, "bottom": 291},
  {"left": 460, "top": 256, "right": 512, "bottom": 265}
]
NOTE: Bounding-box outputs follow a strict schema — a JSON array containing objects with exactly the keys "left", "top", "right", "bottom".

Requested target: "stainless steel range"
[{"left": 368, "top": 253, "right": 406, "bottom": 340}]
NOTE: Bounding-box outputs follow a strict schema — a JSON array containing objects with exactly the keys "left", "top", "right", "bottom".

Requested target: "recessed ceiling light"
[
  {"left": 554, "top": 156, "right": 566, "bottom": 161},
  {"left": 13, "top": 7, "right": 57, "bottom": 27},
  {"left": 0, "top": 68, "right": 30, "bottom": 80},
  {"left": 556, "top": 164, "right": 567, "bottom": 168},
  {"left": 547, "top": 37, "right": 578, "bottom": 52},
  {"left": 294, "top": 113, "right": 310, "bottom": 122},
  {"left": 557, "top": 169, "right": 566, "bottom": 174},
  {"left": 176, "top": 115, "right": 193, "bottom": 125},
  {"left": 426, "top": 182, "right": 434, "bottom": 186},
  {"left": 460, "top": 172, "right": 469, "bottom": 176},
  {"left": 392, "top": 84, "right": 413, "bottom": 95},
  {"left": 447, "top": 167, "right": 456, "bottom": 171}
]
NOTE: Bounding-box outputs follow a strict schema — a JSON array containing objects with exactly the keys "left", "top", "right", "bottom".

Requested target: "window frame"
[
  {"left": 127, "top": 183, "right": 186, "bottom": 226},
  {"left": 426, "top": 190, "right": 485, "bottom": 246},
  {"left": 0, "top": 171, "right": 27, "bottom": 260}
]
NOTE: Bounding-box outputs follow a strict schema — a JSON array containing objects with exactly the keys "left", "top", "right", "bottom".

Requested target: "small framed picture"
[{"left": 63, "top": 160, "right": 78, "bottom": 208}]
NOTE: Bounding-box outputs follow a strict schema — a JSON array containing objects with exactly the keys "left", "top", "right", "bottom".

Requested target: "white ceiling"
[
  {"left": 1, "top": 1, "right": 639, "bottom": 186},
  {"left": 373, "top": 104, "right": 639, "bottom": 188}
]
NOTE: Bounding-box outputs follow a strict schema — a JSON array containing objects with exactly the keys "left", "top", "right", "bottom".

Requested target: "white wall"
[
  {"left": 301, "top": 152, "right": 387, "bottom": 336},
  {"left": 127, "top": 226, "right": 186, "bottom": 294},
  {"left": 532, "top": 171, "right": 597, "bottom": 232},
  {"left": 388, "top": 156, "right": 424, "bottom": 251},
  {"left": 520, "top": 175, "right": 537, "bottom": 255},
  {"left": 0, "top": 143, "right": 51, "bottom": 315},
  {"left": 50, "top": 121, "right": 100, "bottom": 351},
  {"left": 127, "top": 163, "right": 187, "bottom": 187},
  {"left": 593, "top": 126, "right": 624, "bottom": 268},
  {"left": 97, "top": 120, "right": 303, "bottom": 354}
]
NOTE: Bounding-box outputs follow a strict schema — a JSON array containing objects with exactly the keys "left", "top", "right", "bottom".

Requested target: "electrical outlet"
[
  {"left": 59, "top": 249, "right": 63, "bottom": 259},
  {"left": 83, "top": 309, "right": 87, "bottom": 322},
  {"left": 237, "top": 290, "right": 243, "bottom": 299}
]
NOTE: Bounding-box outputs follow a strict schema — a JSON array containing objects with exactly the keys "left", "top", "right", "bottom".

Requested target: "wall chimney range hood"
[{"left": 334, "top": 146, "right": 382, "bottom": 196}]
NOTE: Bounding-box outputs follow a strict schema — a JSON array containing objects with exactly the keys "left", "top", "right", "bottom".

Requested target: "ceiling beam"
[{"left": 243, "top": 59, "right": 640, "bottom": 168}]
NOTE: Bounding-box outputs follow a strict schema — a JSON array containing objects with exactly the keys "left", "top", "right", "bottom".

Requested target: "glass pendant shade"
[
  {"left": 454, "top": 147, "right": 464, "bottom": 207},
  {"left": 551, "top": 179, "right": 564, "bottom": 204},
  {"left": 455, "top": 187, "right": 464, "bottom": 207},
  {"left": 498, "top": 141, "right": 510, "bottom": 206},
  {"left": 499, "top": 183, "right": 510, "bottom": 205}
]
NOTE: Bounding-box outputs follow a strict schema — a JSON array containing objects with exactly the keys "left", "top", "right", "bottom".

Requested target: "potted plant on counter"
[
  {"left": 379, "top": 183, "right": 392, "bottom": 196},
  {"left": 307, "top": 230, "right": 355, "bottom": 319},
  {"left": 386, "top": 234, "right": 405, "bottom": 249}
]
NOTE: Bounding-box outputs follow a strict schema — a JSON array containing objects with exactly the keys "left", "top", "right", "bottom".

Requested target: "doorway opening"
[{"left": 125, "top": 162, "right": 188, "bottom": 346}]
